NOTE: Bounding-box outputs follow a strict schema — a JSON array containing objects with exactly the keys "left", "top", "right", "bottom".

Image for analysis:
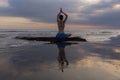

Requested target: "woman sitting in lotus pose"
[{"left": 56, "top": 8, "right": 71, "bottom": 38}]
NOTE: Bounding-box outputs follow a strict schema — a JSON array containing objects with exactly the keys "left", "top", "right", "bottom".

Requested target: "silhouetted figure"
[
  {"left": 56, "top": 8, "right": 71, "bottom": 39},
  {"left": 56, "top": 42, "right": 69, "bottom": 72}
]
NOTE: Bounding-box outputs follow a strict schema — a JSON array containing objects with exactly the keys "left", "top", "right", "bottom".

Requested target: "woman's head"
[{"left": 59, "top": 15, "right": 63, "bottom": 21}]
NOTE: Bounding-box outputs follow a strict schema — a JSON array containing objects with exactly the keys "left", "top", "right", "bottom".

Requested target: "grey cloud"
[
  {"left": 70, "top": 10, "right": 120, "bottom": 28},
  {"left": 0, "top": 0, "right": 120, "bottom": 28},
  {"left": 80, "top": 0, "right": 119, "bottom": 15},
  {"left": 70, "top": 0, "right": 120, "bottom": 28},
  {"left": 87, "top": 11, "right": 120, "bottom": 27},
  {"left": 0, "top": 0, "right": 79, "bottom": 23}
]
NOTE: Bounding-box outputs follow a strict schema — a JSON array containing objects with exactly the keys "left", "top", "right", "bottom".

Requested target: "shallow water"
[
  {"left": 0, "top": 29, "right": 120, "bottom": 80},
  {"left": 0, "top": 41, "right": 120, "bottom": 80}
]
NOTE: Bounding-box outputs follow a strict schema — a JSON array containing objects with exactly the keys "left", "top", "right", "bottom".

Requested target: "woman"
[{"left": 56, "top": 8, "right": 71, "bottom": 38}]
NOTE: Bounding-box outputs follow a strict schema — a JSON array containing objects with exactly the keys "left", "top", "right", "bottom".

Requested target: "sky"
[{"left": 0, "top": 0, "right": 120, "bottom": 29}]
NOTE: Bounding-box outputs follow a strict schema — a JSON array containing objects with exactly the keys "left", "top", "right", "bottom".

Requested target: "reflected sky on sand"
[{"left": 0, "top": 40, "right": 120, "bottom": 80}]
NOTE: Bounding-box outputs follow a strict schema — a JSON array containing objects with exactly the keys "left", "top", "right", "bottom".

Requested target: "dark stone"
[{"left": 15, "top": 36, "right": 87, "bottom": 42}]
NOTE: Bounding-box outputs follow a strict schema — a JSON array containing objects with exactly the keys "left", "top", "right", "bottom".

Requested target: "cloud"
[
  {"left": 0, "top": 0, "right": 79, "bottom": 23},
  {"left": 80, "top": 0, "right": 101, "bottom": 5},
  {"left": 0, "top": 0, "right": 9, "bottom": 7},
  {"left": 71, "top": 10, "right": 120, "bottom": 28},
  {"left": 0, "top": 0, "right": 120, "bottom": 28},
  {"left": 70, "top": 0, "right": 120, "bottom": 28},
  {"left": 113, "top": 4, "right": 120, "bottom": 9}
]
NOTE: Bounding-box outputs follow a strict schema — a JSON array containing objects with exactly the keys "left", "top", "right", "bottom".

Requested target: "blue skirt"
[
  {"left": 56, "top": 33, "right": 67, "bottom": 39},
  {"left": 56, "top": 42, "right": 67, "bottom": 48}
]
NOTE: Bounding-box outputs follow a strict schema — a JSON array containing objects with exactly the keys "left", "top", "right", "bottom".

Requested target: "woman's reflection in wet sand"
[{"left": 56, "top": 42, "right": 70, "bottom": 72}]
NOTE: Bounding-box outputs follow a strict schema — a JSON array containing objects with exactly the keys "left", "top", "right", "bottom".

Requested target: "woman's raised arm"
[
  {"left": 57, "top": 9, "right": 62, "bottom": 22},
  {"left": 61, "top": 9, "right": 68, "bottom": 23}
]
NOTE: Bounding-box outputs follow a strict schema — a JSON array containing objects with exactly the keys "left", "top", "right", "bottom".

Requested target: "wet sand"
[{"left": 0, "top": 38, "right": 120, "bottom": 80}]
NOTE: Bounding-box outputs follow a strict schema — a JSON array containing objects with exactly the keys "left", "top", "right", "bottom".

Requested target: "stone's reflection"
[
  {"left": 10, "top": 41, "right": 78, "bottom": 73},
  {"left": 56, "top": 42, "right": 70, "bottom": 72}
]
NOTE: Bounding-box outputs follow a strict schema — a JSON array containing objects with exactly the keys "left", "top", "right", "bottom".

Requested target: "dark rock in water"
[{"left": 15, "top": 36, "right": 87, "bottom": 42}]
